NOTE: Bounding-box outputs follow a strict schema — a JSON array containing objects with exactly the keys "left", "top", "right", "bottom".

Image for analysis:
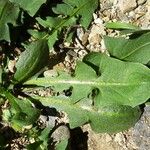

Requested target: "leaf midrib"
[
  {"left": 0, "top": 1, "right": 8, "bottom": 24},
  {"left": 121, "top": 40, "right": 150, "bottom": 59},
  {"left": 42, "top": 0, "right": 90, "bottom": 39},
  {"left": 15, "top": 50, "right": 40, "bottom": 82},
  {"left": 26, "top": 78, "right": 149, "bottom": 86}
]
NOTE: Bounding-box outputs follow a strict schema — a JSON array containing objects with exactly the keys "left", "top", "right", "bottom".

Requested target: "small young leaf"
[
  {"left": 104, "top": 32, "right": 150, "bottom": 64},
  {"left": 39, "top": 127, "right": 51, "bottom": 148},
  {"left": 28, "top": 30, "right": 47, "bottom": 40},
  {"left": 0, "top": 0, "right": 19, "bottom": 41},
  {"left": 105, "top": 21, "right": 140, "bottom": 30},
  {"left": 48, "top": 31, "right": 58, "bottom": 49},
  {"left": 105, "top": 22, "right": 150, "bottom": 35},
  {"left": 11, "top": 98, "right": 40, "bottom": 130},
  {"left": 0, "top": 88, "right": 40, "bottom": 130},
  {"left": 13, "top": 39, "right": 49, "bottom": 83}
]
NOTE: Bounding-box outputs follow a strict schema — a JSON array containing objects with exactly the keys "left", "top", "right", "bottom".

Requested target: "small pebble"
[{"left": 44, "top": 70, "right": 58, "bottom": 77}]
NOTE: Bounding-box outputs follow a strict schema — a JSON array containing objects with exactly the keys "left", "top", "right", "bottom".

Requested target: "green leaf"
[
  {"left": 105, "top": 21, "right": 140, "bottom": 30},
  {"left": 25, "top": 53, "right": 150, "bottom": 107},
  {"left": 33, "top": 96, "right": 141, "bottom": 133},
  {"left": 13, "top": 39, "right": 49, "bottom": 83},
  {"left": 27, "top": 127, "right": 52, "bottom": 150},
  {"left": 11, "top": 98, "right": 40, "bottom": 130},
  {"left": 28, "top": 30, "right": 47, "bottom": 40},
  {"left": 55, "top": 139, "right": 68, "bottom": 150},
  {"left": 105, "top": 21, "right": 150, "bottom": 35},
  {"left": 0, "top": 88, "right": 40, "bottom": 130},
  {"left": 36, "top": 16, "right": 76, "bottom": 49},
  {"left": 36, "top": 0, "right": 98, "bottom": 48},
  {"left": 27, "top": 141, "right": 43, "bottom": 150},
  {"left": 0, "top": 0, "right": 19, "bottom": 41},
  {"left": 104, "top": 32, "right": 150, "bottom": 64},
  {"left": 89, "top": 104, "right": 141, "bottom": 133},
  {"left": 0, "top": 97, "right": 5, "bottom": 106},
  {"left": 53, "top": 0, "right": 99, "bottom": 28},
  {"left": 120, "top": 29, "right": 150, "bottom": 35},
  {"left": 52, "top": 3, "right": 74, "bottom": 16},
  {"left": 9, "top": 0, "right": 46, "bottom": 16},
  {"left": 47, "top": 31, "right": 58, "bottom": 49},
  {"left": 36, "top": 17, "right": 76, "bottom": 29}
]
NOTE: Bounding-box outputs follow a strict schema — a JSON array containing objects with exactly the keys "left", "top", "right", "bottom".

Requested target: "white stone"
[
  {"left": 43, "top": 69, "right": 58, "bottom": 77},
  {"left": 117, "top": 0, "right": 137, "bottom": 13},
  {"left": 8, "top": 60, "right": 16, "bottom": 73},
  {"left": 105, "top": 134, "right": 112, "bottom": 142},
  {"left": 137, "top": 0, "right": 147, "bottom": 5}
]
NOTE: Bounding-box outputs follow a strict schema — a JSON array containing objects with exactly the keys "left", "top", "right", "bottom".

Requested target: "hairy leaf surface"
[
  {"left": 104, "top": 32, "right": 150, "bottom": 64},
  {"left": 25, "top": 53, "right": 150, "bottom": 107},
  {"left": 34, "top": 96, "right": 141, "bottom": 133}
]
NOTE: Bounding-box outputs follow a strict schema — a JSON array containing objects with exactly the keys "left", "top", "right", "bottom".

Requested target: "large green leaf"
[
  {"left": 33, "top": 96, "right": 141, "bottom": 133},
  {"left": 9, "top": 0, "right": 46, "bottom": 16},
  {"left": 13, "top": 39, "right": 49, "bottom": 83},
  {"left": 0, "top": 0, "right": 19, "bottom": 41},
  {"left": 25, "top": 53, "right": 150, "bottom": 107},
  {"left": 104, "top": 32, "right": 150, "bottom": 64}
]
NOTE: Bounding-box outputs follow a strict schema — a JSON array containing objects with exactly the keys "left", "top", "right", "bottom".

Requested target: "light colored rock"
[
  {"left": 132, "top": 106, "right": 150, "bottom": 150},
  {"left": 51, "top": 125, "right": 70, "bottom": 142},
  {"left": 44, "top": 69, "right": 58, "bottom": 77},
  {"left": 137, "top": 0, "right": 147, "bottom": 5},
  {"left": 117, "top": 0, "right": 137, "bottom": 13},
  {"left": 8, "top": 60, "right": 16, "bottom": 73},
  {"left": 88, "top": 24, "right": 104, "bottom": 46},
  {"left": 76, "top": 28, "right": 84, "bottom": 41},
  {"left": 105, "top": 134, "right": 112, "bottom": 142},
  {"left": 114, "top": 133, "right": 125, "bottom": 145}
]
